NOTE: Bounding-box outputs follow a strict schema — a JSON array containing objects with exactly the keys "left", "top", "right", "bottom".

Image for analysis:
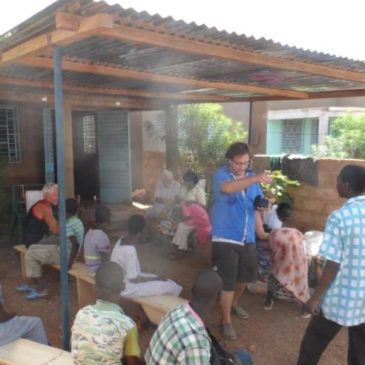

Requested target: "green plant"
[
  {"left": 261, "top": 170, "right": 300, "bottom": 204},
  {"left": 312, "top": 113, "right": 365, "bottom": 159},
  {"left": 178, "top": 104, "right": 248, "bottom": 175}
]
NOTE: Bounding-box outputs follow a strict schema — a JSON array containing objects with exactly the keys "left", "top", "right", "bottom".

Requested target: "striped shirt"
[
  {"left": 145, "top": 303, "right": 211, "bottom": 364},
  {"left": 319, "top": 195, "right": 365, "bottom": 326},
  {"left": 66, "top": 216, "right": 84, "bottom": 255}
]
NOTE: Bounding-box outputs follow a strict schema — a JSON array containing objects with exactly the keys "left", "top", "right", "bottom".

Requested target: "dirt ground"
[{"left": 1, "top": 203, "right": 347, "bottom": 365}]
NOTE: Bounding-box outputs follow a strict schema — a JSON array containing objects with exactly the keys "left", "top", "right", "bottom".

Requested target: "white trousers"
[
  {"left": 121, "top": 279, "right": 182, "bottom": 299},
  {"left": 172, "top": 222, "right": 194, "bottom": 251}
]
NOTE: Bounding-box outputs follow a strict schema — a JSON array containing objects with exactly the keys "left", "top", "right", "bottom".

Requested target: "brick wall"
[{"left": 253, "top": 155, "right": 365, "bottom": 232}]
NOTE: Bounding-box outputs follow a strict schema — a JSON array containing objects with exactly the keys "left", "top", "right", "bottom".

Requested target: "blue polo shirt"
[{"left": 211, "top": 165, "right": 263, "bottom": 244}]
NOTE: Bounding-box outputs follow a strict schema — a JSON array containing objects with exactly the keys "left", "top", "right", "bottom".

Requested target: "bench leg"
[{"left": 76, "top": 279, "right": 95, "bottom": 308}]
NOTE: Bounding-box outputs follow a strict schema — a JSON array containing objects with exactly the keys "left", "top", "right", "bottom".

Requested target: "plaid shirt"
[
  {"left": 145, "top": 303, "right": 211, "bottom": 364},
  {"left": 319, "top": 195, "right": 365, "bottom": 326}
]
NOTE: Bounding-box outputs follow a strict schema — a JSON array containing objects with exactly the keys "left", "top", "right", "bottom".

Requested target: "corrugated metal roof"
[{"left": 1, "top": 0, "right": 365, "bottom": 105}]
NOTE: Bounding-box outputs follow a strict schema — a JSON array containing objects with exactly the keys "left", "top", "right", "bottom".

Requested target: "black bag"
[{"left": 208, "top": 329, "right": 242, "bottom": 365}]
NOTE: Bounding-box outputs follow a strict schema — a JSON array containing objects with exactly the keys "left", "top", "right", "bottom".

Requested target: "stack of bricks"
[{"left": 253, "top": 156, "right": 365, "bottom": 232}]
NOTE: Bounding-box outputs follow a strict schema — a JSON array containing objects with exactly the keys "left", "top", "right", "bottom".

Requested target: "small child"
[
  {"left": 71, "top": 262, "right": 143, "bottom": 364},
  {"left": 83, "top": 206, "right": 111, "bottom": 273},
  {"left": 66, "top": 198, "right": 85, "bottom": 270}
]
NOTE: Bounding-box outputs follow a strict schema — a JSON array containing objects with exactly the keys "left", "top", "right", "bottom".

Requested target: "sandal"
[
  {"left": 26, "top": 289, "right": 48, "bottom": 300},
  {"left": 222, "top": 323, "right": 237, "bottom": 341},
  {"left": 232, "top": 305, "right": 250, "bottom": 319},
  {"left": 15, "top": 284, "right": 34, "bottom": 292}
]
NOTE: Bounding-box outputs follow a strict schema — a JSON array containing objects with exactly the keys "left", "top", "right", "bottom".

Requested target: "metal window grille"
[
  {"left": 82, "top": 115, "right": 96, "bottom": 154},
  {"left": 0, "top": 104, "right": 20, "bottom": 162}
]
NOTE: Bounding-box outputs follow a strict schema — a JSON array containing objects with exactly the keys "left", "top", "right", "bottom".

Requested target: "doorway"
[{"left": 72, "top": 112, "right": 99, "bottom": 200}]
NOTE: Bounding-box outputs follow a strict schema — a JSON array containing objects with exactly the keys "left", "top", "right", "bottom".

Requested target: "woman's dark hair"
[
  {"left": 338, "top": 165, "right": 365, "bottom": 194},
  {"left": 277, "top": 202, "right": 292, "bottom": 222},
  {"left": 225, "top": 142, "right": 251, "bottom": 160},
  {"left": 95, "top": 206, "right": 111, "bottom": 224},
  {"left": 183, "top": 171, "right": 199, "bottom": 185},
  {"left": 127, "top": 214, "right": 146, "bottom": 235}
]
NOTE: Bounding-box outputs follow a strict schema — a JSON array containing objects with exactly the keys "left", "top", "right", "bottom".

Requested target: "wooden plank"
[
  {"left": 76, "top": 278, "right": 96, "bottom": 308},
  {"left": 0, "top": 88, "right": 162, "bottom": 110},
  {"left": 0, "top": 14, "right": 113, "bottom": 66},
  {"left": 55, "top": 12, "right": 80, "bottom": 31},
  {"left": 99, "top": 24, "right": 365, "bottom": 84},
  {"left": 0, "top": 339, "right": 72, "bottom": 365},
  {"left": 17, "top": 56, "right": 309, "bottom": 99},
  {"left": 0, "top": 76, "right": 229, "bottom": 102},
  {"left": 134, "top": 294, "right": 187, "bottom": 325}
]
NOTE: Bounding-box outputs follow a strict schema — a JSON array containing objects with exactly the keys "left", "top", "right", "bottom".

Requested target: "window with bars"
[
  {"left": 0, "top": 104, "right": 20, "bottom": 162},
  {"left": 82, "top": 115, "right": 96, "bottom": 154}
]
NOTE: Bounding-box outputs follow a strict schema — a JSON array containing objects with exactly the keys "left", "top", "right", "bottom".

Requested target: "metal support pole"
[
  {"left": 248, "top": 101, "right": 253, "bottom": 146},
  {"left": 53, "top": 45, "right": 70, "bottom": 351}
]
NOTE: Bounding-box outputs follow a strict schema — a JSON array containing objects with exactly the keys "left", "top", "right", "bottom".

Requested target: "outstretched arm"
[{"left": 220, "top": 172, "right": 272, "bottom": 194}]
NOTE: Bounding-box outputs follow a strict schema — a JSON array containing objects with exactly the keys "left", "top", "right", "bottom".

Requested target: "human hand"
[
  {"left": 256, "top": 171, "right": 272, "bottom": 184},
  {"left": 304, "top": 297, "right": 321, "bottom": 316}
]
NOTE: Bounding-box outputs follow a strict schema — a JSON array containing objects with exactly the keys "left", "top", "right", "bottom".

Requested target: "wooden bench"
[
  {"left": 0, "top": 338, "right": 73, "bottom": 365},
  {"left": 14, "top": 245, "right": 187, "bottom": 325}
]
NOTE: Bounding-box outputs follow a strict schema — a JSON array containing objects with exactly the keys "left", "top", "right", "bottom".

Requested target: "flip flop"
[
  {"left": 15, "top": 284, "right": 34, "bottom": 292},
  {"left": 26, "top": 290, "right": 48, "bottom": 300}
]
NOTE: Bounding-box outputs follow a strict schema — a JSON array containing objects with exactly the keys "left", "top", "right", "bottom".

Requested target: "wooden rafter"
[
  {"left": 15, "top": 56, "right": 309, "bottom": 99},
  {"left": 0, "top": 88, "right": 162, "bottom": 110},
  {"left": 0, "top": 76, "right": 230, "bottom": 102},
  {"left": 98, "top": 21, "right": 365, "bottom": 85}
]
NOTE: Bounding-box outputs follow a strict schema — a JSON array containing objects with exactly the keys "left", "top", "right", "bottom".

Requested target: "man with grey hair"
[
  {"left": 22, "top": 183, "right": 59, "bottom": 248},
  {"left": 145, "top": 169, "right": 180, "bottom": 241}
]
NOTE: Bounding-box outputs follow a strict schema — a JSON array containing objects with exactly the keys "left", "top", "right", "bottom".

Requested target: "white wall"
[{"left": 141, "top": 110, "right": 166, "bottom": 152}]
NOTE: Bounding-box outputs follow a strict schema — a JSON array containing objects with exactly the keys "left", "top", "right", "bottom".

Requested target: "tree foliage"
[
  {"left": 178, "top": 104, "right": 248, "bottom": 174},
  {"left": 312, "top": 113, "right": 365, "bottom": 159}
]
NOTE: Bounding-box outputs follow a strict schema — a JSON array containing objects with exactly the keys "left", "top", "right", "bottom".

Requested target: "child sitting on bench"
[{"left": 111, "top": 215, "right": 182, "bottom": 299}]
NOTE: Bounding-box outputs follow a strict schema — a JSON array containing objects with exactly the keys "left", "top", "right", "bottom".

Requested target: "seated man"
[
  {"left": 0, "top": 283, "right": 48, "bottom": 346},
  {"left": 22, "top": 183, "right": 59, "bottom": 248},
  {"left": 145, "top": 169, "right": 180, "bottom": 240},
  {"left": 71, "top": 262, "right": 143, "bottom": 365},
  {"left": 16, "top": 198, "right": 84, "bottom": 299},
  {"left": 145, "top": 270, "right": 252, "bottom": 365}
]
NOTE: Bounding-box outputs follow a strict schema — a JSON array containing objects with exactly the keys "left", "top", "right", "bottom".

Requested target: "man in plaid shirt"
[{"left": 145, "top": 270, "right": 222, "bottom": 364}]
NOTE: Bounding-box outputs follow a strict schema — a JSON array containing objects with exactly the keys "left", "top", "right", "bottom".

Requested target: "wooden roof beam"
[
  {"left": 0, "top": 13, "right": 114, "bottom": 66},
  {"left": 0, "top": 76, "right": 230, "bottom": 102},
  {"left": 98, "top": 24, "right": 365, "bottom": 84},
  {"left": 0, "top": 88, "right": 162, "bottom": 110},
  {"left": 16, "top": 56, "right": 309, "bottom": 99}
]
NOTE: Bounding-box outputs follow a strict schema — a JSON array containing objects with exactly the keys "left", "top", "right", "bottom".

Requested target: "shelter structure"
[
  {"left": 2, "top": 0, "right": 365, "bottom": 201},
  {"left": 3, "top": 0, "right": 365, "bottom": 350}
]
